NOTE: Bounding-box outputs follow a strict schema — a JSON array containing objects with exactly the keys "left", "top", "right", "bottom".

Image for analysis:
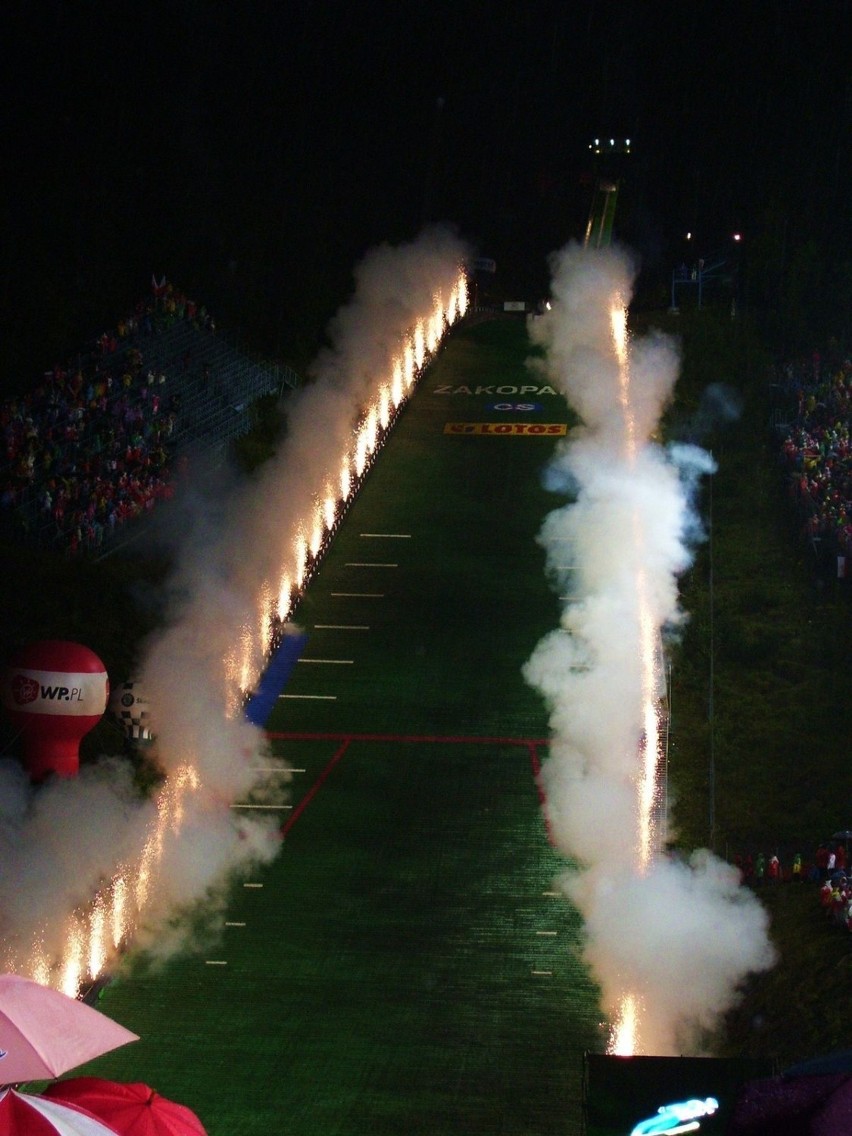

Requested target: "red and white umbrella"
[
  {"left": 0, "top": 1088, "right": 121, "bottom": 1135},
  {"left": 44, "top": 1079, "right": 208, "bottom": 1136},
  {"left": 0, "top": 974, "right": 138, "bottom": 1085}
]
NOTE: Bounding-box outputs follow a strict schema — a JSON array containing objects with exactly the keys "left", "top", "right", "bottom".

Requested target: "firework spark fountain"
[
  {"left": 222, "top": 257, "right": 467, "bottom": 698},
  {"left": 0, "top": 227, "right": 469, "bottom": 996},
  {"left": 524, "top": 242, "right": 774, "bottom": 1056}
]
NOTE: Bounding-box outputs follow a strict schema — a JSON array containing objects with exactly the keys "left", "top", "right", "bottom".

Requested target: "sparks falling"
[
  {"left": 223, "top": 267, "right": 468, "bottom": 699},
  {"left": 606, "top": 301, "right": 665, "bottom": 1054},
  {"left": 524, "top": 243, "right": 774, "bottom": 1058},
  {"left": 610, "top": 301, "right": 665, "bottom": 878},
  {"left": 1, "top": 242, "right": 468, "bottom": 997},
  {"left": 609, "top": 993, "right": 640, "bottom": 1058}
]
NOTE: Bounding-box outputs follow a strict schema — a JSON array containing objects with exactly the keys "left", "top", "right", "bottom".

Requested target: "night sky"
[{"left": 1, "top": 1, "right": 850, "bottom": 382}]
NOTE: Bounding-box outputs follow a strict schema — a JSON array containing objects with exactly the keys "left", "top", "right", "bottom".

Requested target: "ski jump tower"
[{"left": 584, "top": 137, "right": 631, "bottom": 249}]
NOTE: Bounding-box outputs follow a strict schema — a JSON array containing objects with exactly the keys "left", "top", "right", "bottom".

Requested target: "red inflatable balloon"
[{"left": 2, "top": 640, "right": 109, "bottom": 780}]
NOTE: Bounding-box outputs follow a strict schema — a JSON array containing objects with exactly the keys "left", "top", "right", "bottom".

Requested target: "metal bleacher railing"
[{"left": 2, "top": 300, "right": 302, "bottom": 554}]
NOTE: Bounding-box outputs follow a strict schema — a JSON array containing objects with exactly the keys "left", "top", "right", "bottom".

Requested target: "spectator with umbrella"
[
  {"left": 45, "top": 1077, "right": 208, "bottom": 1136},
  {"left": 0, "top": 973, "right": 138, "bottom": 1088},
  {"left": 0, "top": 1088, "right": 123, "bottom": 1135}
]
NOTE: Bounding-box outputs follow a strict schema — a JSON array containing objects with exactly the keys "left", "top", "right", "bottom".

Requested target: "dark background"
[{"left": 1, "top": 0, "right": 850, "bottom": 386}]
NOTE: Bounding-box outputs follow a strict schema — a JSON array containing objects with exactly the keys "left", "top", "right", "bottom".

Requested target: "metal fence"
[{"left": 2, "top": 312, "right": 302, "bottom": 553}]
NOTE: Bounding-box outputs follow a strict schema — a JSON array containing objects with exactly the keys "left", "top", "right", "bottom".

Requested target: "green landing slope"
[{"left": 82, "top": 318, "right": 604, "bottom": 1135}]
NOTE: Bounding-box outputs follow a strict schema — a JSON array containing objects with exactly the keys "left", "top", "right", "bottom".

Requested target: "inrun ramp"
[{"left": 81, "top": 319, "right": 604, "bottom": 1135}]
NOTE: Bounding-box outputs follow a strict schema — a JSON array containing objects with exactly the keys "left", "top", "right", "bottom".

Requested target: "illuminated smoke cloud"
[
  {"left": 0, "top": 757, "right": 155, "bottom": 968},
  {"left": 523, "top": 242, "right": 774, "bottom": 1054},
  {"left": 0, "top": 225, "right": 469, "bottom": 984}
]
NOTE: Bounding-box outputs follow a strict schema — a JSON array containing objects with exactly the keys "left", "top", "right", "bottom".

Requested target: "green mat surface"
[{"left": 79, "top": 319, "right": 604, "bottom": 1134}]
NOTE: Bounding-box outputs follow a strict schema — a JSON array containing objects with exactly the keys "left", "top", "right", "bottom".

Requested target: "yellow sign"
[{"left": 444, "top": 422, "right": 567, "bottom": 436}]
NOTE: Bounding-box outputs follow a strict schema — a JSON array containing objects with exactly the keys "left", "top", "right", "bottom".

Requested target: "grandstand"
[
  {"left": 125, "top": 315, "right": 299, "bottom": 451},
  {"left": 0, "top": 288, "right": 300, "bottom": 553}
]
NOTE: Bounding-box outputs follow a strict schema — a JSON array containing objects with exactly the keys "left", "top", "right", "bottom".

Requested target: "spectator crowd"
[
  {"left": 733, "top": 838, "right": 852, "bottom": 935},
  {"left": 773, "top": 350, "right": 852, "bottom": 577},
  {"left": 815, "top": 840, "right": 852, "bottom": 934},
  {"left": 0, "top": 280, "right": 215, "bottom": 553}
]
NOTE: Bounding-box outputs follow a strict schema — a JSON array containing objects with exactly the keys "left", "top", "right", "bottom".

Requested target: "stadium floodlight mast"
[{"left": 589, "top": 137, "right": 632, "bottom": 155}]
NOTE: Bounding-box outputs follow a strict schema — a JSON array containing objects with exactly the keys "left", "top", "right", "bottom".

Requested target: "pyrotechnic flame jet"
[
  {"left": 227, "top": 270, "right": 468, "bottom": 699},
  {"left": 605, "top": 302, "right": 666, "bottom": 1057},
  {"left": 611, "top": 303, "right": 665, "bottom": 877},
  {"left": 8, "top": 266, "right": 468, "bottom": 998},
  {"left": 586, "top": 144, "right": 664, "bottom": 1053}
]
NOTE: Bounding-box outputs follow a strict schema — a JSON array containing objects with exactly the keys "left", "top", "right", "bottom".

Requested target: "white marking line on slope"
[
  {"left": 345, "top": 562, "right": 398, "bottom": 568},
  {"left": 279, "top": 693, "right": 337, "bottom": 700},
  {"left": 297, "top": 658, "right": 354, "bottom": 665},
  {"left": 225, "top": 922, "right": 246, "bottom": 927},
  {"left": 205, "top": 960, "right": 228, "bottom": 966},
  {"left": 243, "top": 883, "right": 264, "bottom": 889},
  {"left": 230, "top": 803, "right": 293, "bottom": 810},
  {"left": 359, "top": 533, "right": 411, "bottom": 538},
  {"left": 254, "top": 767, "right": 305, "bottom": 773},
  {"left": 536, "top": 930, "right": 558, "bottom": 937}
]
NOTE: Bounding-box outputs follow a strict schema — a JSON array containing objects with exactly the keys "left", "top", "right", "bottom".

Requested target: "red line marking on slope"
[
  {"left": 527, "top": 742, "right": 555, "bottom": 845},
  {"left": 281, "top": 736, "right": 352, "bottom": 837},
  {"left": 272, "top": 730, "right": 553, "bottom": 841}
]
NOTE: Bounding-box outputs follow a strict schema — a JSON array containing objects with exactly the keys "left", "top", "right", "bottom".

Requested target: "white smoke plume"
[
  {"left": 524, "top": 243, "right": 774, "bottom": 1055},
  {"left": 0, "top": 225, "right": 469, "bottom": 981},
  {"left": 0, "top": 757, "right": 156, "bottom": 965},
  {"left": 152, "top": 224, "right": 469, "bottom": 682}
]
